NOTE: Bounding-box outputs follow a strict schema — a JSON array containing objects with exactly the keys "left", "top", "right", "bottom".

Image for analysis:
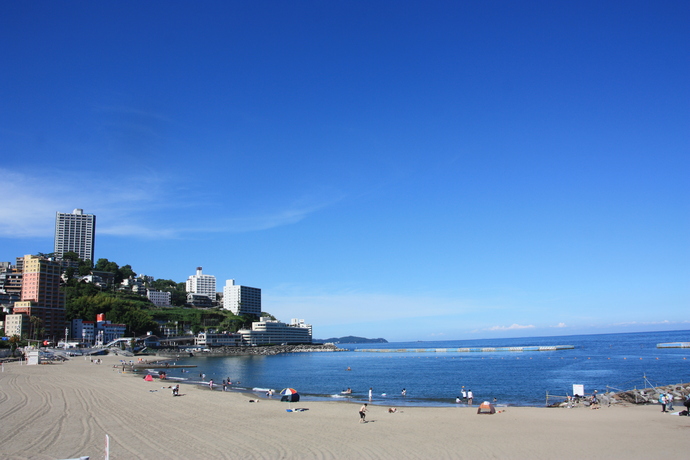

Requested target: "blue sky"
[{"left": 1, "top": 1, "right": 688, "bottom": 342}]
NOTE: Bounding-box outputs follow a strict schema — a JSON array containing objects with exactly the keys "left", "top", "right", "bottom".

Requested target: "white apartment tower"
[
  {"left": 54, "top": 209, "right": 96, "bottom": 262},
  {"left": 186, "top": 267, "right": 216, "bottom": 303},
  {"left": 223, "top": 279, "right": 261, "bottom": 316}
]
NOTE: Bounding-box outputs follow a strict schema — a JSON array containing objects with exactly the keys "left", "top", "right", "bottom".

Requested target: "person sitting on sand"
[
  {"left": 590, "top": 391, "right": 599, "bottom": 409},
  {"left": 388, "top": 407, "right": 397, "bottom": 413}
]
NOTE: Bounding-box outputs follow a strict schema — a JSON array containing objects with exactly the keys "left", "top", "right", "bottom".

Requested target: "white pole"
[{"left": 105, "top": 434, "right": 110, "bottom": 460}]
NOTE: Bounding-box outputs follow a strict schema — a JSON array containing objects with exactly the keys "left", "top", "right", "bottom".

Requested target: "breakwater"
[
  {"left": 354, "top": 345, "right": 575, "bottom": 353},
  {"left": 613, "top": 383, "right": 690, "bottom": 405},
  {"left": 156, "top": 343, "right": 344, "bottom": 358},
  {"left": 657, "top": 342, "right": 690, "bottom": 348}
]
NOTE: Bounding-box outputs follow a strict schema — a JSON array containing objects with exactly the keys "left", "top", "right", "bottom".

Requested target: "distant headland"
[{"left": 313, "top": 336, "right": 388, "bottom": 344}]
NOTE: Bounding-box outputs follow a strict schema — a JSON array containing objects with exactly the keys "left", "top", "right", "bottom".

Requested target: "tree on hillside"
[
  {"left": 64, "top": 266, "right": 76, "bottom": 282},
  {"left": 78, "top": 259, "right": 93, "bottom": 276},
  {"left": 95, "top": 258, "right": 119, "bottom": 274},
  {"left": 62, "top": 251, "right": 80, "bottom": 261},
  {"left": 149, "top": 279, "right": 187, "bottom": 306},
  {"left": 119, "top": 264, "right": 136, "bottom": 280},
  {"left": 108, "top": 302, "right": 158, "bottom": 336}
]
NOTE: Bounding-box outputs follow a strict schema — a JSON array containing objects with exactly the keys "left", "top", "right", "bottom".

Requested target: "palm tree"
[
  {"left": 29, "top": 316, "right": 43, "bottom": 340},
  {"left": 9, "top": 335, "right": 21, "bottom": 357}
]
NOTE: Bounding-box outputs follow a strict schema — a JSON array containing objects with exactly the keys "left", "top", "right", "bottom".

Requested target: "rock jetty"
[
  {"left": 612, "top": 383, "right": 690, "bottom": 405},
  {"left": 156, "top": 343, "right": 345, "bottom": 358}
]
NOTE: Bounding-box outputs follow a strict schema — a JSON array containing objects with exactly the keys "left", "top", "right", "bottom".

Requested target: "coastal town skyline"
[{"left": 1, "top": 2, "right": 687, "bottom": 341}]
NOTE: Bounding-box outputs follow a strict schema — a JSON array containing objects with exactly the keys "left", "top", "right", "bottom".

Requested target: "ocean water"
[{"left": 163, "top": 330, "right": 690, "bottom": 407}]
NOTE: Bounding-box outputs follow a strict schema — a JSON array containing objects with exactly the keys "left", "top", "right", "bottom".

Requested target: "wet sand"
[{"left": 0, "top": 354, "right": 687, "bottom": 459}]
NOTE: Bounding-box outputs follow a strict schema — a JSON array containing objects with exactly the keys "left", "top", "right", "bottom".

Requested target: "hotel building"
[
  {"left": 186, "top": 267, "right": 216, "bottom": 303},
  {"left": 54, "top": 208, "right": 96, "bottom": 262},
  {"left": 13, "top": 255, "right": 65, "bottom": 339},
  {"left": 222, "top": 279, "right": 261, "bottom": 316},
  {"left": 195, "top": 332, "right": 241, "bottom": 347},
  {"left": 238, "top": 318, "right": 312, "bottom": 345},
  {"left": 147, "top": 289, "right": 172, "bottom": 307}
]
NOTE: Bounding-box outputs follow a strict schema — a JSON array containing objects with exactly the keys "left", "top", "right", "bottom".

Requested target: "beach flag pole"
[{"left": 105, "top": 434, "right": 110, "bottom": 460}]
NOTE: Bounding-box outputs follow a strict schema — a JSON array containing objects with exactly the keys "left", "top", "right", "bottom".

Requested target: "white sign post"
[{"left": 573, "top": 384, "right": 584, "bottom": 397}]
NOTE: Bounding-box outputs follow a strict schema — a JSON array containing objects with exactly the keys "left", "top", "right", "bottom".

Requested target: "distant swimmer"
[{"left": 346, "top": 367, "right": 351, "bottom": 371}]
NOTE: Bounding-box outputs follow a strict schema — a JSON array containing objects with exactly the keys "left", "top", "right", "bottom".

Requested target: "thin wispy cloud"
[
  {"left": 487, "top": 324, "right": 536, "bottom": 331},
  {"left": 0, "top": 167, "right": 341, "bottom": 240}
]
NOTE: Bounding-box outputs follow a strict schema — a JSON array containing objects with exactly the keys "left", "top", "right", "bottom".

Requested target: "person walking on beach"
[
  {"left": 461, "top": 388, "right": 467, "bottom": 401},
  {"left": 467, "top": 389, "right": 473, "bottom": 406},
  {"left": 359, "top": 403, "right": 368, "bottom": 423},
  {"left": 659, "top": 393, "right": 667, "bottom": 412}
]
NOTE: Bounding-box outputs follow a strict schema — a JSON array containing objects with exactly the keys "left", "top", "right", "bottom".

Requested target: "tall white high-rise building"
[
  {"left": 223, "top": 279, "right": 261, "bottom": 316},
  {"left": 186, "top": 267, "right": 216, "bottom": 302},
  {"left": 54, "top": 208, "right": 96, "bottom": 262}
]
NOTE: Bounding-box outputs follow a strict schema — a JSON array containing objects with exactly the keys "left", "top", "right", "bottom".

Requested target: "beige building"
[{"left": 5, "top": 313, "right": 28, "bottom": 338}]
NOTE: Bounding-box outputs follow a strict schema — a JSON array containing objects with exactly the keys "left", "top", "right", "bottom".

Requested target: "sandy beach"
[{"left": 0, "top": 355, "right": 687, "bottom": 460}]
